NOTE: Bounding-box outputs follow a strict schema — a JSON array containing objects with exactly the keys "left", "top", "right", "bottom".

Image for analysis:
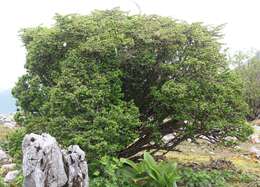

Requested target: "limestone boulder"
[
  {"left": 62, "top": 145, "right": 89, "bottom": 187},
  {"left": 22, "top": 133, "right": 68, "bottom": 187},
  {"left": 22, "top": 133, "right": 89, "bottom": 187}
]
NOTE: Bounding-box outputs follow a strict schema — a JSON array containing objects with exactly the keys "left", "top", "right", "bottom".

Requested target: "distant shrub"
[{"left": 233, "top": 52, "right": 260, "bottom": 119}]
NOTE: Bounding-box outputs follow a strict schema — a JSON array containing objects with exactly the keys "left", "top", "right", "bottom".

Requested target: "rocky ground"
[
  {"left": 0, "top": 114, "right": 17, "bottom": 129},
  {"left": 0, "top": 150, "right": 19, "bottom": 184},
  {"left": 165, "top": 120, "right": 260, "bottom": 186},
  {"left": 0, "top": 114, "right": 19, "bottom": 185}
]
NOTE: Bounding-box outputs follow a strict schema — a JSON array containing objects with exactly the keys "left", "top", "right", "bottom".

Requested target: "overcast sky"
[{"left": 0, "top": 0, "right": 260, "bottom": 91}]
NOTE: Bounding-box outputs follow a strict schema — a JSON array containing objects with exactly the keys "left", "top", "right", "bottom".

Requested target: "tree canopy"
[
  {"left": 234, "top": 52, "right": 260, "bottom": 120},
  {"left": 13, "top": 9, "right": 252, "bottom": 161}
]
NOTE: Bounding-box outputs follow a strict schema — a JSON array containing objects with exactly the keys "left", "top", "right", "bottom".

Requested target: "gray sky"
[{"left": 0, "top": 0, "right": 260, "bottom": 91}]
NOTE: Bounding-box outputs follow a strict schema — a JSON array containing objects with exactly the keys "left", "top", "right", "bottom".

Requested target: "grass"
[
  {"left": 166, "top": 149, "right": 260, "bottom": 173},
  {"left": 0, "top": 125, "right": 13, "bottom": 141},
  {"left": 166, "top": 151, "right": 210, "bottom": 163},
  {"left": 231, "top": 156, "right": 260, "bottom": 174},
  {"left": 166, "top": 151, "right": 260, "bottom": 187}
]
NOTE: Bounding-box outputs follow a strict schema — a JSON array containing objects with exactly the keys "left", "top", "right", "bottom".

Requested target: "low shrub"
[
  {"left": 178, "top": 168, "right": 226, "bottom": 187},
  {"left": 3, "top": 128, "right": 26, "bottom": 163},
  {"left": 178, "top": 167, "right": 258, "bottom": 187},
  {"left": 90, "top": 152, "right": 180, "bottom": 187},
  {"left": 121, "top": 152, "right": 179, "bottom": 187},
  {"left": 89, "top": 156, "right": 130, "bottom": 187}
]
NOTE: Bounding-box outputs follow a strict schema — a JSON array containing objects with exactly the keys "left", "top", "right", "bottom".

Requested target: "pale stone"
[
  {"left": 4, "top": 170, "right": 19, "bottom": 183},
  {"left": 249, "top": 146, "right": 260, "bottom": 158},
  {"left": 0, "top": 150, "right": 9, "bottom": 165},
  {"left": 224, "top": 136, "right": 238, "bottom": 141},
  {"left": 63, "top": 145, "right": 89, "bottom": 187},
  {"left": 234, "top": 146, "right": 241, "bottom": 150},
  {"left": 22, "top": 133, "right": 89, "bottom": 187},
  {"left": 250, "top": 134, "right": 260, "bottom": 144},
  {"left": 0, "top": 150, "right": 8, "bottom": 160},
  {"left": 162, "top": 134, "right": 175, "bottom": 144},
  {"left": 22, "top": 133, "right": 68, "bottom": 187}
]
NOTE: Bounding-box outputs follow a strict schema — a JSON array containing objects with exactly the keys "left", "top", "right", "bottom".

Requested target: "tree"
[
  {"left": 234, "top": 51, "right": 260, "bottom": 120},
  {"left": 13, "top": 9, "right": 252, "bottom": 162}
]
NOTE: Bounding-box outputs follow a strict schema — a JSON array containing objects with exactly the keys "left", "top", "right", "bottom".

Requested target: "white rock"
[
  {"left": 249, "top": 146, "right": 260, "bottom": 158},
  {"left": 199, "top": 135, "right": 211, "bottom": 142},
  {"left": 234, "top": 146, "right": 241, "bottom": 150},
  {"left": 224, "top": 136, "right": 238, "bottom": 141},
  {"left": 0, "top": 113, "right": 17, "bottom": 128},
  {"left": 0, "top": 150, "right": 9, "bottom": 165},
  {"left": 163, "top": 117, "right": 171, "bottom": 123},
  {"left": 63, "top": 145, "right": 89, "bottom": 187},
  {"left": 22, "top": 133, "right": 68, "bottom": 187},
  {"left": 22, "top": 133, "right": 89, "bottom": 187},
  {"left": 3, "top": 122, "right": 16, "bottom": 128},
  {"left": 250, "top": 134, "right": 260, "bottom": 144},
  {"left": 4, "top": 170, "right": 19, "bottom": 183},
  {"left": 0, "top": 150, "right": 8, "bottom": 161},
  {"left": 253, "top": 125, "right": 260, "bottom": 131},
  {"left": 162, "top": 134, "right": 175, "bottom": 143}
]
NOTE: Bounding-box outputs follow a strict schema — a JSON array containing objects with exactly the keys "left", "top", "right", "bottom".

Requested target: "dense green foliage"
[
  {"left": 89, "top": 153, "right": 259, "bottom": 187},
  {"left": 234, "top": 52, "right": 260, "bottom": 119},
  {"left": 121, "top": 152, "right": 179, "bottom": 187},
  {"left": 0, "top": 129, "right": 25, "bottom": 187},
  {"left": 179, "top": 169, "right": 226, "bottom": 187},
  {"left": 90, "top": 152, "right": 179, "bottom": 187},
  {"left": 3, "top": 128, "right": 25, "bottom": 163},
  {"left": 89, "top": 156, "right": 129, "bottom": 186},
  {"left": 178, "top": 168, "right": 259, "bottom": 187},
  {"left": 13, "top": 9, "right": 252, "bottom": 162}
]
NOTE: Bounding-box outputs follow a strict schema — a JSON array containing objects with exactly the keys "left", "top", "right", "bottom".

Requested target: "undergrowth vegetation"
[{"left": 89, "top": 152, "right": 259, "bottom": 187}]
